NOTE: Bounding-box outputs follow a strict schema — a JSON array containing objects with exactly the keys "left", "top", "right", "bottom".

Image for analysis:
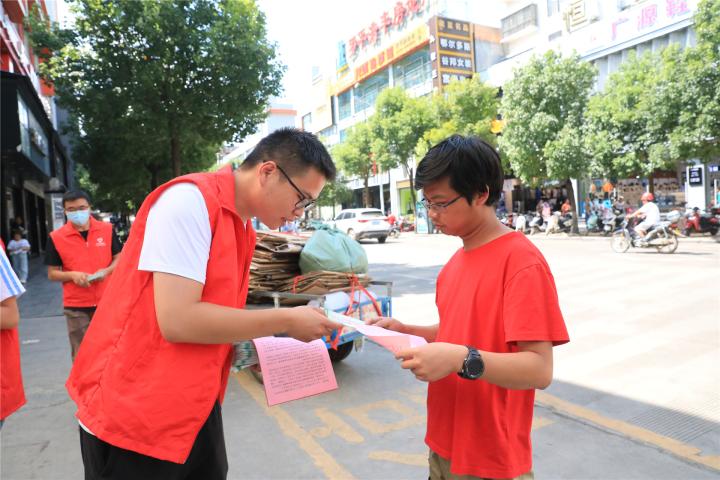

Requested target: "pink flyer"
[{"left": 252, "top": 337, "right": 338, "bottom": 406}]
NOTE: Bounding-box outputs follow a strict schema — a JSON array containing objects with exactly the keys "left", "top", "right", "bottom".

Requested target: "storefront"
[{"left": 1, "top": 72, "right": 73, "bottom": 251}]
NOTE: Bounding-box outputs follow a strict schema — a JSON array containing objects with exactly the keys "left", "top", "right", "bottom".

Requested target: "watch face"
[{"left": 466, "top": 357, "right": 484, "bottom": 377}]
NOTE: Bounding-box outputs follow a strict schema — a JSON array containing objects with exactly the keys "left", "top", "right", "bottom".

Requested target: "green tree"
[
  {"left": 665, "top": 0, "right": 720, "bottom": 162},
  {"left": 418, "top": 76, "right": 499, "bottom": 157},
  {"left": 332, "top": 122, "right": 376, "bottom": 207},
  {"left": 29, "top": 0, "right": 283, "bottom": 210},
  {"left": 586, "top": 48, "right": 685, "bottom": 192},
  {"left": 499, "top": 51, "right": 596, "bottom": 233},
  {"left": 316, "top": 179, "right": 352, "bottom": 219},
  {"left": 371, "top": 87, "right": 435, "bottom": 214}
]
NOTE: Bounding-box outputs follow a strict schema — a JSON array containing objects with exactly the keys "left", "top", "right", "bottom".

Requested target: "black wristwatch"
[{"left": 458, "top": 346, "right": 484, "bottom": 380}]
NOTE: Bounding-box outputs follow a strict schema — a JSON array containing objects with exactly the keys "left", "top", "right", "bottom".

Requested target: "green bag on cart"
[{"left": 299, "top": 227, "right": 368, "bottom": 274}]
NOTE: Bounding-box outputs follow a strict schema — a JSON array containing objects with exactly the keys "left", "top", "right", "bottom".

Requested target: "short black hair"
[
  {"left": 242, "top": 127, "right": 336, "bottom": 181},
  {"left": 415, "top": 135, "right": 503, "bottom": 206},
  {"left": 62, "top": 190, "right": 91, "bottom": 207}
]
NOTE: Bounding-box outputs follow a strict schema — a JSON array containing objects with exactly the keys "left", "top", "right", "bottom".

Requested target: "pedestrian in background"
[
  {"left": 369, "top": 135, "right": 569, "bottom": 480},
  {"left": 7, "top": 231, "right": 30, "bottom": 284},
  {"left": 45, "top": 190, "right": 122, "bottom": 361},
  {"left": 0, "top": 241, "right": 26, "bottom": 430},
  {"left": 9, "top": 216, "right": 26, "bottom": 239}
]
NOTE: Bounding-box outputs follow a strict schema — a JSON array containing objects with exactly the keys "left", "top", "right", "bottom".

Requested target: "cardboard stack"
[{"left": 248, "top": 232, "right": 370, "bottom": 304}]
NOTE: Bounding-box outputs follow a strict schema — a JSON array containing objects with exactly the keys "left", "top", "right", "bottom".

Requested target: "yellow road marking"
[
  {"left": 536, "top": 391, "right": 720, "bottom": 472},
  {"left": 344, "top": 399, "right": 425, "bottom": 434},
  {"left": 234, "top": 371, "right": 357, "bottom": 480},
  {"left": 310, "top": 407, "right": 364, "bottom": 443},
  {"left": 532, "top": 416, "right": 555, "bottom": 430},
  {"left": 369, "top": 450, "right": 427, "bottom": 466}
]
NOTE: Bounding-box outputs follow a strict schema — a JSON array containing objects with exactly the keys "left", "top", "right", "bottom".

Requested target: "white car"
[{"left": 331, "top": 208, "right": 391, "bottom": 243}]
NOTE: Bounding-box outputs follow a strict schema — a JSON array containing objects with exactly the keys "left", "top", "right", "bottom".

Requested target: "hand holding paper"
[
  {"left": 326, "top": 310, "right": 427, "bottom": 355},
  {"left": 395, "top": 342, "right": 468, "bottom": 383}
]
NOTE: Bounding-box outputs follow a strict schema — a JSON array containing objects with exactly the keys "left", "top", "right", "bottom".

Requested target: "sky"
[{"left": 257, "top": 0, "right": 394, "bottom": 106}]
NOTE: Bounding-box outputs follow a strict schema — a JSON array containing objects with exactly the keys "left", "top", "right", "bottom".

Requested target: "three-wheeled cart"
[{"left": 249, "top": 280, "right": 393, "bottom": 362}]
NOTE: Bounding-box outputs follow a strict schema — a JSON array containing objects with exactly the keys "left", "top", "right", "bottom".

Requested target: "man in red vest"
[
  {"left": 45, "top": 190, "right": 122, "bottom": 361},
  {"left": 67, "top": 128, "right": 342, "bottom": 479}
]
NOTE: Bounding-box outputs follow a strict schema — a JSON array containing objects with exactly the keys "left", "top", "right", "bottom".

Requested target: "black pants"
[{"left": 79, "top": 402, "right": 228, "bottom": 480}]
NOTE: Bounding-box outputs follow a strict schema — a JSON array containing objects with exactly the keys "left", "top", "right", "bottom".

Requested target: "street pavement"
[{"left": 1, "top": 233, "right": 718, "bottom": 479}]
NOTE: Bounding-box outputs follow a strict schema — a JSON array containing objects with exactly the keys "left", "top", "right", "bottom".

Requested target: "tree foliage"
[
  {"left": 28, "top": 0, "right": 283, "bottom": 211},
  {"left": 332, "top": 122, "right": 375, "bottom": 207},
  {"left": 499, "top": 51, "right": 596, "bottom": 231},
  {"left": 585, "top": 48, "right": 685, "bottom": 182},
  {"left": 371, "top": 87, "right": 435, "bottom": 213},
  {"left": 418, "top": 76, "right": 499, "bottom": 157},
  {"left": 665, "top": 0, "right": 720, "bottom": 162}
]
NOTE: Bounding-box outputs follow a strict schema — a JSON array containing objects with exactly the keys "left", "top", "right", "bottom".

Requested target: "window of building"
[
  {"left": 301, "top": 112, "right": 312, "bottom": 131},
  {"left": 547, "top": 0, "right": 561, "bottom": 16},
  {"left": 354, "top": 68, "right": 389, "bottom": 113},
  {"left": 394, "top": 48, "right": 432, "bottom": 91},
  {"left": 501, "top": 4, "right": 538, "bottom": 38},
  {"left": 338, "top": 90, "right": 352, "bottom": 120},
  {"left": 319, "top": 125, "right": 337, "bottom": 139}
]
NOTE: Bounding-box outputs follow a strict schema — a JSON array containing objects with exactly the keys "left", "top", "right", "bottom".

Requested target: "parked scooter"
[
  {"left": 601, "top": 209, "right": 625, "bottom": 236},
  {"left": 528, "top": 213, "right": 545, "bottom": 235},
  {"left": 684, "top": 207, "right": 719, "bottom": 237},
  {"left": 611, "top": 217, "right": 679, "bottom": 254},
  {"left": 545, "top": 212, "right": 573, "bottom": 235},
  {"left": 586, "top": 211, "right": 602, "bottom": 234}
]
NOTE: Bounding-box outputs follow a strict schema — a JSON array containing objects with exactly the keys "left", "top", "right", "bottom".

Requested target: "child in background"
[{"left": 7, "top": 231, "right": 30, "bottom": 284}]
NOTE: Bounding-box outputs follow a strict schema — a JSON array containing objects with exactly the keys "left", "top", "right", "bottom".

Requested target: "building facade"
[
  {"left": 485, "top": 0, "right": 714, "bottom": 211},
  {"left": 1, "top": 0, "right": 75, "bottom": 251},
  {"left": 301, "top": 0, "right": 717, "bottom": 215},
  {"left": 299, "top": 0, "right": 504, "bottom": 219}
]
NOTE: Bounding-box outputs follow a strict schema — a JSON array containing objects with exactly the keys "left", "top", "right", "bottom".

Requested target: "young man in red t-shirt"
[{"left": 369, "top": 135, "right": 569, "bottom": 479}]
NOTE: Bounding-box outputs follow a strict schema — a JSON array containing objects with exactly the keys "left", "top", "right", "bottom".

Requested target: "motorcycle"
[
  {"left": 528, "top": 213, "right": 545, "bottom": 235},
  {"left": 545, "top": 212, "right": 573, "bottom": 235},
  {"left": 683, "top": 208, "right": 719, "bottom": 237},
  {"left": 388, "top": 225, "right": 400, "bottom": 238},
  {"left": 611, "top": 217, "right": 679, "bottom": 254},
  {"left": 601, "top": 209, "right": 625, "bottom": 236}
]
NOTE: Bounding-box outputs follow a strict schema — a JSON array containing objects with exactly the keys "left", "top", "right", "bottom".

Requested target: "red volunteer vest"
[
  {"left": 50, "top": 218, "right": 114, "bottom": 307},
  {"left": 1, "top": 238, "right": 25, "bottom": 420},
  {"left": 66, "top": 167, "right": 256, "bottom": 463}
]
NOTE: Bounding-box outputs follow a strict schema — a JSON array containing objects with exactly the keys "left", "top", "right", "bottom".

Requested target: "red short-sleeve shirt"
[{"left": 426, "top": 232, "right": 569, "bottom": 478}]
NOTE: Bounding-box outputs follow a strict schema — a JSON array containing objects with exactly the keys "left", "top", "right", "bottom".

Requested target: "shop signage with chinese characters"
[
  {"left": 346, "top": 0, "right": 428, "bottom": 60},
  {"left": 430, "top": 17, "right": 474, "bottom": 90},
  {"left": 335, "top": 23, "right": 429, "bottom": 94}
]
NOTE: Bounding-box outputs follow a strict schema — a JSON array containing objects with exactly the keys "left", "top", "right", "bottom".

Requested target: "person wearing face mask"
[{"left": 45, "top": 190, "right": 122, "bottom": 361}]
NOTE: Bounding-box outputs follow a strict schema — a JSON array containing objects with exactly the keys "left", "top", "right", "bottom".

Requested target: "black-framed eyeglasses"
[
  {"left": 275, "top": 164, "right": 317, "bottom": 211},
  {"left": 421, "top": 195, "right": 463, "bottom": 212}
]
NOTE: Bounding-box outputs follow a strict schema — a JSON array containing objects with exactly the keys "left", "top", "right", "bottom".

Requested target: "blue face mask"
[{"left": 67, "top": 210, "right": 90, "bottom": 226}]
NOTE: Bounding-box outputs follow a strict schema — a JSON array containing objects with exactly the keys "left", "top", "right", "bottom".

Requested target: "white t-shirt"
[
  {"left": 7, "top": 239, "right": 30, "bottom": 256},
  {"left": 138, "top": 183, "right": 212, "bottom": 284},
  {"left": 637, "top": 201, "right": 660, "bottom": 226},
  {"left": 0, "top": 249, "right": 25, "bottom": 302}
]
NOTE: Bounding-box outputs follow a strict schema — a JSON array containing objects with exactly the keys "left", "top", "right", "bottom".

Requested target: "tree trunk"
[
  {"left": 566, "top": 178, "right": 579, "bottom": 235},
  {"left": 147, "top": 164, "right": 160, "bottom": 191},
  {"left": 171, "top": 135, "right": 181, "bottom": 178},
  {"left": 648, "top": 170, "right": 655, "bottom": 196},
  {"left": 363, "top": 175, "right": 370, "bottom": 207},
  {"left": 406, "top": 163, "right": 417, "bottom": 215}
]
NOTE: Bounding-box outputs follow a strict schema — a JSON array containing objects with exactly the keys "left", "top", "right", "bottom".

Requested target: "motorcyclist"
[{"left": 629, "top": 192, "right": 660, "bottom": 240}]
